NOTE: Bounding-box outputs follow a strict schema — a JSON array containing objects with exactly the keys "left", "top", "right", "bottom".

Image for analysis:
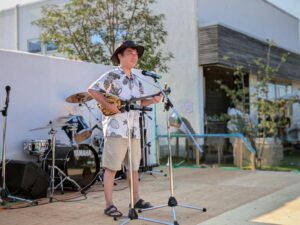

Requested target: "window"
[
  {"left": 261, "top": 82, "right": 292, "bottom": 100},
  {"left": 46, "top": 41, "right": 58, "bottom": 52},
  {"left": 28, "top": 38, "right": 58, "bottom": 53},
  {"left": 27, "top": 39, "right": 42, "bottom": 53}
]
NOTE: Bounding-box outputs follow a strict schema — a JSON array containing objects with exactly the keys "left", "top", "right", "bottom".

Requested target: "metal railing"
[{"left": 156, "top": 132, "right": 256, "bottom": 170}]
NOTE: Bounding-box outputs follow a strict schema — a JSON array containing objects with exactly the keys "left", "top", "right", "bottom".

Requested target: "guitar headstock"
[{"left": 163, "top": 84, "right": 171, "bottom": 96}]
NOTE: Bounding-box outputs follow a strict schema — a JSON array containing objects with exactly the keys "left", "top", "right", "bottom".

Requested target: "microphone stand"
[
  {"left": 0, "top": 86, "right": 36, "bottom": 206},
  {"left": 119, "top": 104, "right": 170, "bottom": 225},
  {"left": 138, "top": 79, "right": 206, "bottom": 225},
  {"left": 139, "top": 111, "right": 167, "bottom": 180}
]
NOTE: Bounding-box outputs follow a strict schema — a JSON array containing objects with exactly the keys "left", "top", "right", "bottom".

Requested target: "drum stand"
[
  {"left": 139, "top": 111, "right": 167, "bottom": 180},
  {"left": 82, "top": 102, "right": 101, "bottom": 124},
  {"left": 120, "top": 108, "right": 169, "bottom": 225},
  {"left": 0, "top": 87, "right": 36, "bottom": 206},
  {"left": 47, "top": 127, "right": 84, "bottom": 202},
  {"left": 139, "top": 82, "right": 206, "bottom": 225}
]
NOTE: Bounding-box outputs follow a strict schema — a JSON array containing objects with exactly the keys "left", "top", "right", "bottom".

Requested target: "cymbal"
[
  {"left": 66, "top": 92, "right": 93, "bottom": 103},
  {"left": 30, "top": 121, "right": 69, "bottom": 131},
  {"left": 56, "top": 115, "right": 73, "bottom": 120},
  {"left": 54, "top": 115, "right": 74, "bottom": 122}
]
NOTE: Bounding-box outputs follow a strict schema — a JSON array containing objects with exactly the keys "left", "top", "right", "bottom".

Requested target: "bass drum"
[{"left": 43, "top": 144, "right": 100, "bottom": 191}]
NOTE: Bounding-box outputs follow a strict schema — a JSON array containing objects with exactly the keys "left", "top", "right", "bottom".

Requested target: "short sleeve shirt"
[{"left": 88, "top": 67, "right": 144, "bottom": 139}]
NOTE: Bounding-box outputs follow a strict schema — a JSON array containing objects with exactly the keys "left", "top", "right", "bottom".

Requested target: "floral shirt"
[{"left": 88, "top": 67, "right": 144, "bottom": 139}]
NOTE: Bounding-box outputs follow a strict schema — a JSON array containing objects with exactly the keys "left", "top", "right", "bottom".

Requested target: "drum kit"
[{"left": 24, "top": 92, "right": 103, "bottom": 201}]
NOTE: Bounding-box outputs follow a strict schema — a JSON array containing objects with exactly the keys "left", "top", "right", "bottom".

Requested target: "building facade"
[{"left": 1, "top": 0, "right": 300, "bottom": 159}]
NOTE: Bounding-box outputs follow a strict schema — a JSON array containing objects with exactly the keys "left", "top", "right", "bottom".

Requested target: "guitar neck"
[{"left": 130, "top": 92, "right": 160, "bottom": 103}]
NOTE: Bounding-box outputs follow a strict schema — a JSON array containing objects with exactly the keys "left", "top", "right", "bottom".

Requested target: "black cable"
[{"left": 53, "top": 194, "right": 87, "bottom": 202}]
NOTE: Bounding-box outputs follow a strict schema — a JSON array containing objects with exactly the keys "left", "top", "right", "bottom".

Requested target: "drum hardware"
[
  {"left": 56, "top": 112, "right": 104, "bottom": 189},
  {"left": 24, "top": 139, "right": 51, "bottom": 163},
  {"left": 64, "top": 123, "right": 78, "bottom": 146},
  {"left": 65, "top": 92, "right": 93, "bottom": 104},
  {"left": 65, "top": 92, "right": 106, "bottom": 187},
  {"left": 74, "top": 129, "right": 92, "bottom": 143},
  {"left": 80, "top": 101, "right": 102, "bottom": 124},
  {"left": 49, "top": 128, "right": 83, "bottom": 199},
  {"left": 30, "top": 121, "right": 85, "bottom": 202},
  {"left": 30, "top": 122, "right": 69, "bottom": 131},
  {"left": 43, "top": 144, "right": 100, "bottom": 193},
  {"left": 66, "top": 92, "right": 103, "bottom": 145},
  {"left": 61, "top": 115, "right": 91, "bottom": 145},
  {"left": 65, "top": 91, "right": 100, "bottom": 124},
  {"left": 138, "top": 83, "right": 206, "bottom": 225}
]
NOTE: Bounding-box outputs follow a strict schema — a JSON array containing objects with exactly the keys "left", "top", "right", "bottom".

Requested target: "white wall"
[
  {"left": 0, "top": 50, "right": 157, "bottom": 163},
  {"left": 18, "top": 0, "right": 69, "bottom": 52},
  {"left": 198, "top": 0, "right": 300, "bottom": 53},
  {"left": 0, "top": 0, "right": 69, "bottom": 51},
  {"left": 0, "top": 8, "right": 17, "bottom": 49},
  {"left": 151, "top": 0, "right": 202, "bottom": 138},
  {"left": 0, "top": 49, "right": 108, "bottom": 160}
]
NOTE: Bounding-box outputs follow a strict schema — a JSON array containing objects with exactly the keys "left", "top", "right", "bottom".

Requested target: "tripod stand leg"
[
  {"left": 145, "top": 169, "right": 167, "bottom": 177},
  {"left": 58, "top": 173, "right": 64, "bottom": 194},
  {"left": 172, "top": 207, "right": 178, "bottom": 224},
  {"left": 178, "top": 204, "right": 207, "bottom": 211},
  {"left": 55, "top": 166, "right": 83, "bottom": 193},
  {"left": 139, "top": 204, "right": 168, "bottom": 212},
  {"left": 119, "top": 208, "right": 173, "bottom": 225},
  {"left": 118, "top": 111, "right": 169, "bottom": 225},
  {"left": 137, "top": 86, "right": 207, "bottom": 224}
]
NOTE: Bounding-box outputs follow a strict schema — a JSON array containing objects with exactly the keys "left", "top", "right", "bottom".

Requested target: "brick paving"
[{"left": 1, "top": 167, "right": 300, "bottom": 225}]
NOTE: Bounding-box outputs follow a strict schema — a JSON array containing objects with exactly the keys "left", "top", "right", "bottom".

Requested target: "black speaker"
[{"left": 0, "top": 160, "right": 49, "bottom": 199}]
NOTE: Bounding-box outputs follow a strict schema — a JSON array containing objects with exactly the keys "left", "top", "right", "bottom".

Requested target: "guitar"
[{"left": 98, "top": 87, "right": 171, "bottom": 116}]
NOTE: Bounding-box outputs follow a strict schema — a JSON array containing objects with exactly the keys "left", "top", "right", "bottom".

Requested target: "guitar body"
[
  {"left": 97, "top": 94, "right": 123, "bottom": 116},
  {"left": 97, "top": 87, "right": 170, "bottom": 116}
]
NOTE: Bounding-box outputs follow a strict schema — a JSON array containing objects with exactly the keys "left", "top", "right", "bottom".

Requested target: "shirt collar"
[{"left": 118, "top": 66, "right": 135, "bottom": 80}]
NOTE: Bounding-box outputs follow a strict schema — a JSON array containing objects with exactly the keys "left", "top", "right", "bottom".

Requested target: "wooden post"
[
  {"left": 176, "top": 136, "right": 179, "bottom": 157},
  {"left": 156, "top": 136, "right": 160, "bottom": 165},
  {"left": 239, "top": 140, "right": 243, "bottom": 169},
  {"left": 195, "top": 141, "right": 200, "bottom": 166},
  {"left": 234, "top": 139, "right": 243, "bottom": 168},
  {"left": 185, "top": 138, "right": 189, "bottom": 160},
  {"left": 250, "top": 153, "right": 256, "bottom": 171},
  {"left": 218, "top": 145, "right": 221, "bottom": 165}
]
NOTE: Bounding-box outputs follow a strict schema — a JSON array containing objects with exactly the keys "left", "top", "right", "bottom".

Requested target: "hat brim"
[{"left": 111, "top": 45, "right": 144, "bottom": 65}]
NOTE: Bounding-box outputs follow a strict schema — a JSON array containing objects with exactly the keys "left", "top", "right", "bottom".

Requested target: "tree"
[
  {"left": 33, "top": 0, "right": 173, "bottom": 72},
  {"left": 216, "top": 41, "right": 293, "bottom": 168}
]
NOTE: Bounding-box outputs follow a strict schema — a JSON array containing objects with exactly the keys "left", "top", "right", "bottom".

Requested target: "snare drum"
[
  {"left": 24, "top": 139, "right": 50, "bottom": 156},
  {"left": 62, "top": 115, "right": 91, "bottom": 143}
]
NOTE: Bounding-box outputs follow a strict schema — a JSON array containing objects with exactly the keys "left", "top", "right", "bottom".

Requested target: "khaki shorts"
[{"left": 102, "top": 137, "right": 141, "bottom": 171}]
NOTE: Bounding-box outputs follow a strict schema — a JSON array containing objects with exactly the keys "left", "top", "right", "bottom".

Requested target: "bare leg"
[{"left": 104, "top": 168, "right": 117, "bottom": 207}]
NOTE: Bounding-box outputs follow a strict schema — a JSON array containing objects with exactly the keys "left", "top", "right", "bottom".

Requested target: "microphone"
[
  {"left": 5, "top": 85, "right": 11, "bottom": 107},
  {"left": 128, "top": 104, "right": 153, "bottom": 112},
  {"left": 141, "top": 70, "right": 162, "bottom": 80}
]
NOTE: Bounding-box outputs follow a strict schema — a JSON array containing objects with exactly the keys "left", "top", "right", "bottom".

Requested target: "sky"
[{"left": 0, "top": 0, "right": 300, "bottom": 19}]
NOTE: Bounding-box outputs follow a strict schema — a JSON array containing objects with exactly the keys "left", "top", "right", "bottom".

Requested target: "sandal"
[
  {"left": 133, "top": 199, "right": 153, "bottom": 209},
  {"left": 104, "top": 205, "right": 123, "bottom": 217}
]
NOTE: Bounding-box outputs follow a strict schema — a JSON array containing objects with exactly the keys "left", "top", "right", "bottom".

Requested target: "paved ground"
[{"left": 1, "top": 167, "right": 300, "bottom": 225}]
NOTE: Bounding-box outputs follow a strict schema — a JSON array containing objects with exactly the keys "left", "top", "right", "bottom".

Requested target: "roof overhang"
[{"left": 199, "top": 24, "right": 300, "bottom": 82}]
